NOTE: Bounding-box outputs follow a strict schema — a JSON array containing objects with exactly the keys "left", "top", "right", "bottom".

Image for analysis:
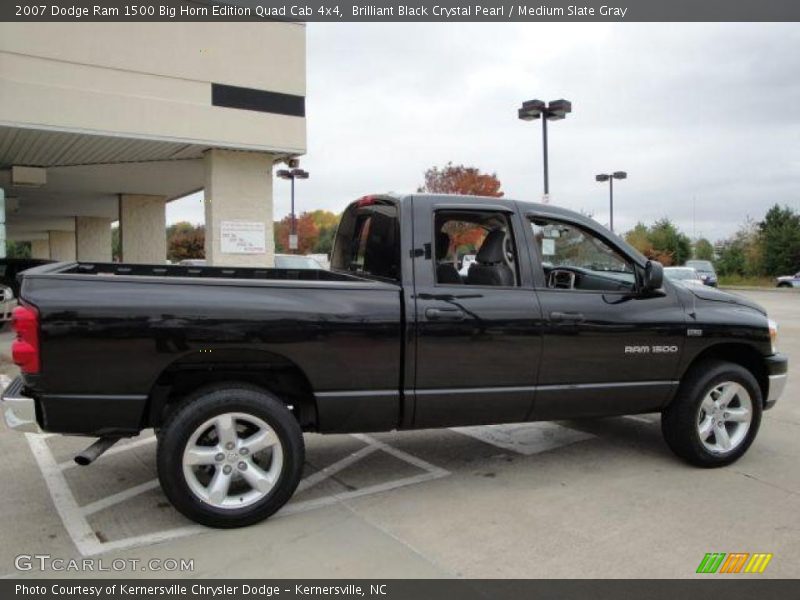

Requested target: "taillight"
[{"left": 11, "top": 305, "right": 40, "bottom": 374}]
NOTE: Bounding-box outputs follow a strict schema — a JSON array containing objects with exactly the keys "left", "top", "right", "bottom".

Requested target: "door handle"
[
  {"left": 550, "top": 311, "right": 585, "bottom": 323},
  {"left": 425, "top": 308, "right": 465, "bottom": 322}
]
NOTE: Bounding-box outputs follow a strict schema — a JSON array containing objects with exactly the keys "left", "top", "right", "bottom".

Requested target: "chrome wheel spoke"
[
  {"left": 698, "top": 416, "right": 715, "bottom": 441},
  {"left": 240, "top": 460, "right": 276, "bottom": 494},
  {"left": 700, "top": 396, "right": 716, "bottom": 413},
  {"left": 726, "top": 407, "right": 751, "bottom": 423},
  {"left": 240, "top": 428, "right": 276, "bottom": 454},
  {"left": 717, "top": 383, "right": 740, "bottom": 408},
  {"left": 714, "top": 424, "right": 733, "bottom": 451},
  {"left": 207, "top": 468, "right": 232, "bottom": 504},
  {"left": 214, "top": 414, "right": 238, "bottom": 448},
  {"left": 185, "top": 446, "right": 221, "bottom": 466}
]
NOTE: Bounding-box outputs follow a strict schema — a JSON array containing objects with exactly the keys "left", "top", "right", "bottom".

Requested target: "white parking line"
[
  {"left": 451, "top": 422, "right": 596, "bottom": 455},
  {"left": 26, "top": 431, "right": 450, "bottom": 557},
  {"left": 25, "top": 433, "right": 105, "bottom": 556}
]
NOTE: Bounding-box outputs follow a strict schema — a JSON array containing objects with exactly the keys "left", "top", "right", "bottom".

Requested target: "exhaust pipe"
[{"left": 74, "top": 437, "right": 121, "bottom": 466}]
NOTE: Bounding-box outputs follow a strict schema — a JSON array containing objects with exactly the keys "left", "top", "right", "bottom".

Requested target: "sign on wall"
[{"left": 220, "top": 220, "right": 266, "bottom": 254}]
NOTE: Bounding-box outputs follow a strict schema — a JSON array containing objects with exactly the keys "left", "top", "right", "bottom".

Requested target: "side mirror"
[{"left": 642, "top": 260, "right": 664, "bottom": 292}]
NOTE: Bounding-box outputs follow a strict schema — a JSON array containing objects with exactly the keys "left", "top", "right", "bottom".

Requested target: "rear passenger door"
[{"left": 410, "top": 197, "right": 543, "bottom": 428}]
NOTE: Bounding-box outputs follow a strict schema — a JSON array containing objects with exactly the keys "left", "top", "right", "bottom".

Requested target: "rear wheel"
[
  {"left": 157, "top": 384, "right": 304, "bottom": 528},
  {"left": 662, "top": 361, "right": 762, "bottom": 467},
  {"left": 778, "top": 282, "right": 792, "bottom": 288}
]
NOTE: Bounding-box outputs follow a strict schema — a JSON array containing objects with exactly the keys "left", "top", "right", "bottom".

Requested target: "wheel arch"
[
  {"left": 677, "top": 343, "right": 768, "bottom": 406},
  {"left": 143, "top": 348, "right": 318, "bottom": 431}
]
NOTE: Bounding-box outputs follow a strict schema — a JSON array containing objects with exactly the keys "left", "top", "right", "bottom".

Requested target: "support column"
[
  {"left": 31, "top": 239, "right": 50, "bottom": 259},
  {"left": 49, "top": 231, "right": 76, "bottom": 261},
  {"left": 76, "top": 217, "right": 112, "bottom": 262},
  {"left": 204, "top": 149, "right": 275, "bottom": 267},
  {"left": 119, "top": 194, "right": 166, "bottom": 264}
]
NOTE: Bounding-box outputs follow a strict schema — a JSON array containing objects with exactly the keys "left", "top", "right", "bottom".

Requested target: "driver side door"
[{"left": 523, "top": 212, "right": 686, "bottom": 419}]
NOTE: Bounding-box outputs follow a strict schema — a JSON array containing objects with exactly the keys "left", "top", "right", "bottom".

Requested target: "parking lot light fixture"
[
  {"left": 277, "top": 167, "right": 310, "bottom": 253},
  {"left": 595, "top": 171, "right": 627, "bottom": 232},
  {"left": 518, "top": 98, "right": 572, "bottom": 199}
]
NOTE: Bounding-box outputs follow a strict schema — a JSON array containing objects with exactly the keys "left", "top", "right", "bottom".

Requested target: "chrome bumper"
[
  {"left": 1, "top": 377, "right": 41, "bottom": 433},
  {"left": 767, "top": 373, "right": 788, "bottom": 406}
]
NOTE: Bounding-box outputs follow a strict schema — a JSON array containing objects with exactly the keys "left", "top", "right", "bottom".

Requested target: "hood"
[{"left": 688, "top": 285, "right": 766, "bottom": 315}]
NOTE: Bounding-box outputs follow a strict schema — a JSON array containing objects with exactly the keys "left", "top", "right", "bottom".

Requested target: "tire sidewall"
[{"left": 158, "top": 385, "right": 304, "bottom": 528}]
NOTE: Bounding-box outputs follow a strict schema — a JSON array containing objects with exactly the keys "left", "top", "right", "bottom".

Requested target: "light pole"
[
  {"left": 595, "top": 171, "right": 627, "bottom": 232},
  {"left": 518, "top": 99, "right": 572, "bottom": 201},
  {"left": 276, "top": 167, "right": 309, "bottom": 253}
]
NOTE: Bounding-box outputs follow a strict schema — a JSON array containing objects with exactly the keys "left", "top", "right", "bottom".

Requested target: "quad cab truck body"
[{"left": 2, "top": 194, "right": 788, "bottom": 527}]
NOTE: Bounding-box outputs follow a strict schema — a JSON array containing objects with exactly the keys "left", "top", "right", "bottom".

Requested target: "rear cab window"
[{"left": 331, "top": 197, "right": 401, "bottom": 282}]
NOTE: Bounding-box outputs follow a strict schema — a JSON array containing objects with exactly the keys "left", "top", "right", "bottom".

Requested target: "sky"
[{"left": 167, "top": 22, "right": 800, "bottom": 242}]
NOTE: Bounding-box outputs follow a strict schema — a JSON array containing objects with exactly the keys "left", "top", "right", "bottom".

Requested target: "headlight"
[{"left": 768, "top": 319, "right": 779, "bottom": 354}]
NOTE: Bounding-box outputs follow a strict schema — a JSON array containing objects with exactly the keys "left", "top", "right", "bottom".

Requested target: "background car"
[
  {"left": 0, "top": 258, "right": 54, "bottom": 297},
  {"left": 684, "top": 260, "right": 718, "bottom": 287},
  {"left": 274, "top": 254, "right": 323, "bottom": 269},
  {"left": 775, "top": 272, "right": 800, "bottom": 288},
  {"left": 0, "top": 284, "right": 17, "bottom": 329},
  {"left": 664, "top": 266, "right": 705, "bottom": 287}
]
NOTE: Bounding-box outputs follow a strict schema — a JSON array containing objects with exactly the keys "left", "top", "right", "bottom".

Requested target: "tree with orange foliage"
[
  {"left": 274, "top": 212, "right": 320, "bottom": 254},
  {"left": 417, "top": 162, "right": 504, "bottom": 197},
  {"left": 419, "top": 163, "right": 504, "bottom": 261}
]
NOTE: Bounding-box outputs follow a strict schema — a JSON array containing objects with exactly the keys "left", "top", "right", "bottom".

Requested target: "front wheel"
[
  {"left": 157, "top": 384, "right": 304, "bottom": 528},
  {"left": 661, "top": 361, "right": 762, "bottom": 467}
]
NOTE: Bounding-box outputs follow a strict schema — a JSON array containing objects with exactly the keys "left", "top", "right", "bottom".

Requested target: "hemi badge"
[{"left": 687, "top": 328, "right": 703, "bottom": 337}]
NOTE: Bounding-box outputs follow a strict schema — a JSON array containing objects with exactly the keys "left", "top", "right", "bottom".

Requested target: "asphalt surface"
[{"left": 0, "top": 289, "right": 797, "bottom": 579}]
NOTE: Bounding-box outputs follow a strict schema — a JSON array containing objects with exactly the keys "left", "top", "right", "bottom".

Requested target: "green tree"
[
  {"left": 624, "top": 219, "right": 691, "bottom": 266},
  {"left": 5, "top": 241, "right": 31, "bottom": 258},
  {"left": 759, "top": 204, "right": 800, "bottom": 276},
  {"left": 693, "top": 238, "right": 714, "bottom": 261},
  {"left": 715, "top": 218, "right": 762, "bottom": 277}
]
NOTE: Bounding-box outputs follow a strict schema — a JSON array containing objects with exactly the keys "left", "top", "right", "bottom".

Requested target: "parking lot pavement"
[{"left": 1, "top": 290, "right": 798, "bottom": 579}]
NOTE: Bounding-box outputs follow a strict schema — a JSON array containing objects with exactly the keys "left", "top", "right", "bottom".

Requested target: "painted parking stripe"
[
  {"left": 26, "top": 431, "right": 450, "bottom": 557},
  {"left": 451, "top": 422, "right": 595, "bottom": 456}
]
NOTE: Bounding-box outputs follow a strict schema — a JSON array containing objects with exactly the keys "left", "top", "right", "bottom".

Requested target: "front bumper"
[
  {"left": 765, "top": 353, "right": 789, "bottom": 410},
  {"left": 1, "top": 376, "right": 41, "bottom": 433}
]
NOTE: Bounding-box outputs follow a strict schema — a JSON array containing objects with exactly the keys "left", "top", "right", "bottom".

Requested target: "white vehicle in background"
[
  {"left": 307, "top": 253, "right": 331, "bottom": 270},
  {"left": 0, "top": 285, "right": 16, "bottom": 327},
  {"left": 775, "top": 272, "right": 800, "bottom": 288},
  {"left": 274, "top": 254, "right": 323, "bottom": 270},
  {"left": 459, "top": 254, "right": 477, "bottom": 277},
  {"left": 664, "top": 266, "right": 705, "bottom": 288}
]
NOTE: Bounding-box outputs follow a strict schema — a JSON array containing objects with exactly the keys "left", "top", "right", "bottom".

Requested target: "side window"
[
  {"left": 434, "top": 211, "right": 519, "bottom": 287},
  {"left": 331, "top": 199, "right": 400, "bottom": 281},
  {"left": 530, "top": 218, "right": 635, "bottom": 292}
]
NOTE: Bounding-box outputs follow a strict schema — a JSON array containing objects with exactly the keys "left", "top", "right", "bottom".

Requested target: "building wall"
[{"left": 0, "top": 22, "right": 306, "bottom": 154}]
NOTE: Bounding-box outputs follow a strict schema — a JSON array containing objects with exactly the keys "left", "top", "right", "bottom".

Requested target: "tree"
[
  {"left": 759, "top": 204, "right": 800, "bottom": 276},
  {"left": 715, "top": 219, "right": 762, "bottom": 277},
  {"left": 5, "top": 241, "right": 31, "bottom": 259},
  {"left": 274, "top": 212, "right": 319, "bottom": 255},
  {"left": 693, "top": 238, "right": 714, "bottom": 261},
  {"left": 166, "top": 222, "right": 205, "bottom": 262},
  {"left": 418, "top": 162, "right": 504, "bottom": 197},
  {"left": 624, "top": 219, "right": 691, "bottom": 266}
]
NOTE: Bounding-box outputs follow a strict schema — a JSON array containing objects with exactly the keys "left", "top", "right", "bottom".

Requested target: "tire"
[
  {"left": 778, "top": 283, "right": 791, "bottom": 288},
  {"left": 157, "top": 383, "right": 304, "bottom": 528},
  {"left": 661, "top": 360, "right": 762, "bottom": 468}
]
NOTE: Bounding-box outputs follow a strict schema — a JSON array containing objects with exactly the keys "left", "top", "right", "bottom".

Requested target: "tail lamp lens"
[{"left": 11, "top": 305, "right": 40, "bottom": 374}]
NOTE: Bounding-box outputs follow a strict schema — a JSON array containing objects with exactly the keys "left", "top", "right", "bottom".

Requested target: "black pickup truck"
[{"left": 2, "top": 194, "right": 788, "bottom": 527}]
